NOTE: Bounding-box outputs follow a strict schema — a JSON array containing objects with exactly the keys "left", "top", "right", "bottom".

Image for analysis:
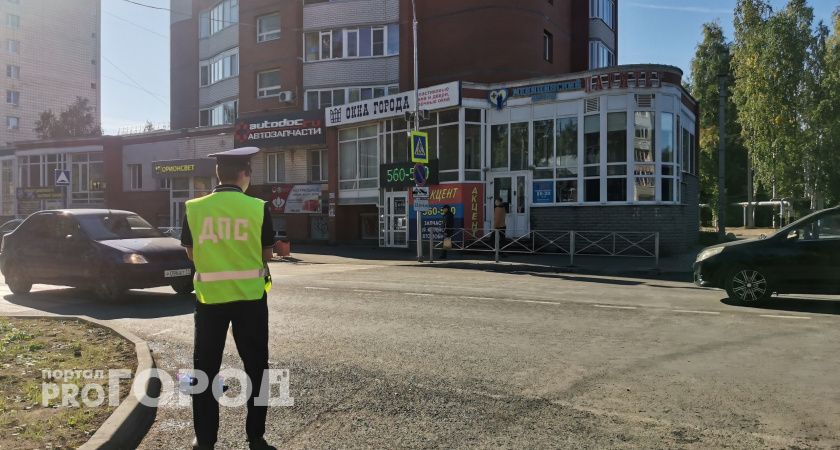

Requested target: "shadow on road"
[
  {"left": 720, "top": 296, "right": 840, "bottom": 316},
  {"left": 4, "top": 287, "right": 194, "bottom": 319}
]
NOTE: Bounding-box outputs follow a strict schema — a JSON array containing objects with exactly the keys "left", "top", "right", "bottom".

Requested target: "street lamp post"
[
  {"left": 718, "top": 74, "right": 727, "bottom": 241},
  {"left": 411, "top": 0, "right": 422, "bottom": 261}
]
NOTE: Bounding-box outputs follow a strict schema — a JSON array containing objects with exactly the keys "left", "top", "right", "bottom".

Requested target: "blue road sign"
[
  {"left": 54, "top": 169, "right": 71, "bottom": 186},
  {"left": 410, "top": 130, "right": 429, "bottom": 164},
  {"left": 413, "top": 163, "right": 427, "bottom": 186}
]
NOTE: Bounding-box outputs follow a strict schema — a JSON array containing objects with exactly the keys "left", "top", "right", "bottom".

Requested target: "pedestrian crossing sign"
[
  {"left": 54, "top": 169, "right": 71, "bottom": 186},
  {"left": 410, "top": 130, "right": 429, "bottom": 164}
]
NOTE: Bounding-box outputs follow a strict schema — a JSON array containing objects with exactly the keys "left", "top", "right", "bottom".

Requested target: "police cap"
[{"left": 208, "top": 147, "right": 259, "bottom": 168}]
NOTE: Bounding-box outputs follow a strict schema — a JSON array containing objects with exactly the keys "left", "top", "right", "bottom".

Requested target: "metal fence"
[{"left": 429, "top": 229, "right": 659, "bottom": 266}]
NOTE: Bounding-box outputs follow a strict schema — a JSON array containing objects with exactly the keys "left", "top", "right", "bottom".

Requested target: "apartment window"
[
  {"left": 257, "top": 70, "right": 282, "bottom": 98},
  {"left": 129, "top": 164, "right": 143, "bottom": 190},
  {"left": 588, "top": 41, "right": 614, "bottom": 70},
  {"left": 338, "top": 125, "right": 378, "bottom": 190},
  {"left": 305, "top": 84, "right": 397, "bottom": 111},
  {"left": 208, "top": 0, "right": 238, "bottom": 36},
  {"left": 590, "top": 0, "right": 615, "bottom": 29},
  {"left": 199, "top": 99, "right": 237, "bottom": 127},
  {"left": 6, "top": 90, "right": 19, "bottom": 106},
  {"left": 200, "top": 65, "right": 209, "bottom": 86},
  {"left": 257, "top": 13, "right": 281, "bottom": 42},
  {"left": 199, "top": 10, "right": 210, "bottom": 38},
  {"left": 304, "top": 24, "right": 398, "bottom": 62},
  {"left": 310, "top": 149, "right": 328, "bottom": 182},
  {"left": 543, "top": 30, "right": 553, "bottom": 62},
  {"left": 6, "top": 116, "right": 19, "bottom": 130},
  {"left": 266, "top": 152, "right": 285, "bottom": 183},
  {"left": 7, "top": 39, "right": 19, "bottom": 54},
  {"left": 6, "top": 65, "right": 19, "bottom": 79},
  {"left": 6, "top": 14, "right": 19, "bottom": 28},
  {"left": 200, "top": 49, "right": 238, "bottom": 86}
]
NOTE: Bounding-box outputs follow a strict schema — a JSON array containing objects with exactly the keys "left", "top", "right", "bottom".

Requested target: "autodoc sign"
[
  {"left": 325, "top": 81, "right": 461, "bottom": 127},
  {"left": 234, "top": 110, "right": 325, "bottom": 147}
]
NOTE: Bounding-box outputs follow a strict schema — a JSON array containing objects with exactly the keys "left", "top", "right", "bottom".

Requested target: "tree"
[
  {"left": 143, "top": 121, "right": 155, "bottom": 133},
  {"left": 809, "top": 8, "right": 840, "bottom": 206},
  {"left": 689, "top": 22, "right": 747, "bottom": 224},
  {"left": 34, "top": 97, "right": 101, "bottom": 139}
]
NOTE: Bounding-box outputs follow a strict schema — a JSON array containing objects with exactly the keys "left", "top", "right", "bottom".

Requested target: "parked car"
[
  {"left": 0, "top": 219, "right": 23, "bottom": 249},
  {"left": 694, "top": 205, "right": 840, "bottom": 303},
  {"left": 0, "top": 209, "right": 194, "bottom": 299}
]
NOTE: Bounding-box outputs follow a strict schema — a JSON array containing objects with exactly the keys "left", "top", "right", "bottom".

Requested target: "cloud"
[{"left": 625, "top": 2, "right": 732, "bottom": 15}]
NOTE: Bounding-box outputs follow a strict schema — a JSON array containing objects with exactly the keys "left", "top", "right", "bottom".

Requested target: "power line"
[
  {"left": 103, "top": 56, "right": 169, "bottom": 106},
  {"left": 103, "top": 11, "right": 168, "bottom": 39}
]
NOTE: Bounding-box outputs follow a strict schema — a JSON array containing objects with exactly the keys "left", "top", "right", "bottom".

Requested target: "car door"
[
  {"left": 779, "top": 211, "right": 840, "bottom": 293},
  {"left": 12, "top": 214, "right": 54, "bottom": 281},
  {"left": 31, "top": 214, "right": 91, "bottom": 286}
]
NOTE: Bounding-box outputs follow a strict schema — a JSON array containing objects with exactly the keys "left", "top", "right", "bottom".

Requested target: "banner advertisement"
[
  {"left": 325, "top": 81, "right": 460, "bottom": 127},
  {"left": 235, "top": 111, "right": 325, "bottom": 147},
  {"left": 16, "top": 187, "right": 64, "bottom": 201},
  {"left": 407, "top": 183, "right": 484, "bottom": 242},
  {"left": 269, "top": 185, "right": 324, "bottom": 214}
]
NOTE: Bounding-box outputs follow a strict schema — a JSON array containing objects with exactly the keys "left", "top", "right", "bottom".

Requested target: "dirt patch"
[{"left": 0, "top": 317, "right": 136, "bottom": 449}]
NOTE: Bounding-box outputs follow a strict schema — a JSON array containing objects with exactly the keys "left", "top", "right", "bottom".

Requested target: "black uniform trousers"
[{"left": 193, "top": 295, "right": 269, "bottom": 445}]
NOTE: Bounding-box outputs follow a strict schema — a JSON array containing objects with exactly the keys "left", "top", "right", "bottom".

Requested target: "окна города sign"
[
  {"left": 325, "top": 81, "right": 460, "bottom": 127},
  {"left": 270, "top": 185, "right": 323, "bottom": 214}
]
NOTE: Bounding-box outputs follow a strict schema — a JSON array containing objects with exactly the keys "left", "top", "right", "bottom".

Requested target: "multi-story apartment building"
[{"left": 0, "top": 0, "right": 101, "bottom": 144}]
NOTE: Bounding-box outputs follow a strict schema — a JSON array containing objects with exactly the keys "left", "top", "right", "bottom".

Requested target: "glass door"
[
  {"left": 383, "top": 191, "right": 408, "bottom": 247},
  {"left": 490, "top": 171, "right": 530, "bottom": 238}
]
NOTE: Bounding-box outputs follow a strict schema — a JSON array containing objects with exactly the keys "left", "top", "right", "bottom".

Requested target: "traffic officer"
[{"left": 180, "top": 147, "right": 276, "bottom": 450}]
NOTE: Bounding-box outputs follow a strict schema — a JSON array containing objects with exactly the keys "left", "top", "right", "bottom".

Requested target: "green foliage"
[{"left": 34, "top": 97, "right": 102, "bottom": 139}]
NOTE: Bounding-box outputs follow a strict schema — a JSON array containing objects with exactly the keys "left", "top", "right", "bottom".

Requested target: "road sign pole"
[{"left": 416, "top": 210, "right": 422, "bottom": 261}]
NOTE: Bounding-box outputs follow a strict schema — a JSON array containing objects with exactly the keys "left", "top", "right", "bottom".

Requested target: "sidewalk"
[{"left": 276, "top": 243, "right": 701, "bottom": 281}]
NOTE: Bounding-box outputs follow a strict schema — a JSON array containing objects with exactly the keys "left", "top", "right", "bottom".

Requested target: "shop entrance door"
[
  {"left": 489, "top": 172, "right": 530, "bottom": 238},
  {"left": 168, "top": 176, "right": 214, "bottom": 229},
  {"left": 383, "top": 191, "right": 408, "bottom": 248}
]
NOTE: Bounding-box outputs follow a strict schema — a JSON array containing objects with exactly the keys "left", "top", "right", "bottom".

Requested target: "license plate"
[{"left": 165, "top": 269, "right": 191, "bottom": 278}]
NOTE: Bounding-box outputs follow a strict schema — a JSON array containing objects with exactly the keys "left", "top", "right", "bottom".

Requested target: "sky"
[{"left": 100, "top": 0, "right": 839, "bottom": 135}]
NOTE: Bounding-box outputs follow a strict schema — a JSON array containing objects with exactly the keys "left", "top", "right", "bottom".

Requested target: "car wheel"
[
  {"left": 725, "top": 267, "right": 771, "bottom": 304},
  {"left": 171, "top": 278, "right": 194, "bottom": 295},
  {"left": 94, "top": 280, "right": 125, "bottom": 301},
  {"left": 6, "top": 268, "right": 32, "bottom": 295}
]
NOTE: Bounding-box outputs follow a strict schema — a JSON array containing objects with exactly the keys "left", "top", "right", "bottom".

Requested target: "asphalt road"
[{"left": 2, "top": 257, "right": 839, "bottom": 449}]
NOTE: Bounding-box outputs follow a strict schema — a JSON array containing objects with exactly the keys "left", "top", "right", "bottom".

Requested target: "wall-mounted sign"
[
  {"left": 379, "top": 160, "right": 439, "bottom": 189},
  {"left": 408, "top": 183, "right": 485, "bottom": 241},
  {"left": 152, "top": 158, "right": 216, "bottom": 178},
  {"left": 533, "top": 180, "right": 554, "bottom": 204},
  {"left": 325, "top": 81, "right": 460, "bottom": 127},
  {"left": 269, "top": 184, "right": 324, "bottom": 214},
  {"left": 488, "top": 79, "right": 584, "bottom": 108},
  {"left": 235, "top": 110, "right": 325, "bottom": 147},
  {"left": 16, "top": 187, "right": 63, "bottom": 201},
  {"left": 586, "top": 70, "right": 660, "bottom": 92}
]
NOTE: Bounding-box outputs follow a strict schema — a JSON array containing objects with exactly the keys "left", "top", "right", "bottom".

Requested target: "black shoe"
[
  {"left": 248, "top": 437, "right": 277, "bottom": 450},
  {"left": 191, "top": 437, "right": 214, "bottom": 450}
]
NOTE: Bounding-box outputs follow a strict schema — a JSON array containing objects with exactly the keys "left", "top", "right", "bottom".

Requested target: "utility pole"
[
  {"left": 411, "top": 0, "right": 422, "bottom": 261},
  {"left": 717, "top": 74, "right": 727, "bottom": 241}
]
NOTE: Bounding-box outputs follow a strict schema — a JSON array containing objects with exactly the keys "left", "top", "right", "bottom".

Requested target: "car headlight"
[
  {"left": 123, "top": 253, "right": 148, "bottom": 264},
  {"left": 696, "top": 246, "right": 724, "bottom": 262}
]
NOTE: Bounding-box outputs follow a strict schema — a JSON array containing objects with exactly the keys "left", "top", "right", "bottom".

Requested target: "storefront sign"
[
  {"left": 586, "top": 70, "right": 660, "bottom": 92},
  {"left": 408, "top": 183, "right": 485, "bottom": 241},
  {"left": 152, "top": 158, "right": 216, "bottom": 178},
  {"left": 235, "top": 111, "right": 325, "bottom": 147},
  {"left": 489, "top": 79, "right": 584, "bottom": 109},
  {"left": 533, "top": 181, "right": 554, "bottom": 204},
  {"left": 16, "top": 187, "right": 63, "bottom": 201},
  {"left": 269, "top": 184, "right": 323, "bottom": 214},
  {"left": 325, "top": 81, "right": 460, "bottom": 127},
  {"left": 380, "top": 160, "right": 439, "bottom": 189}
]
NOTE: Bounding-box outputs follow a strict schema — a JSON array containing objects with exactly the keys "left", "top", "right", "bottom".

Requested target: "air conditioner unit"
[{"left": 278, "top": 91, "right": 295, "bottom": 103}]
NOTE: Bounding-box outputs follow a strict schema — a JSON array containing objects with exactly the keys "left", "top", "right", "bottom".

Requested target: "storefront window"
[
  {"left": 533, "top": 120, "right": 553, "bottom": 169},
  {"left": 0, "top": 159, "right": 13, "bottom": 215},
  {"left": 464, "top": 124, "right": 482, "bottom": 180},
  {"left": 583, "top": 115, "right": 600, "bottom": 202},
  {"left": 661, "top": 112, "right": 675, "bottom": 202},
  {"left": 634, "top": 111, "right": 655, "bottom": 201},
  {"left": 510, "top": 122, "right": 529, "bottom": 171},
  {"left": 555, "top": 117, "right": 578, "bottom": 203},
  {"left": 491, "top": 124, "right": 508, "bottom": 170},
  {"left": 70, "top": 152, "right": 104, "bottom": 205},
  {"left": 606, "top": 112, "right": 627, "bottom": 201},
  {"left": 438, "top": 124, "right": 459, "bottom": 182},
  {"left": 339, "top": 125, "right": 378, "bottom": 190}
]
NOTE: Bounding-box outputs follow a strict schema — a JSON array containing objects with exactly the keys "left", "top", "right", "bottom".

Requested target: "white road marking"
[
  {"left": 671, "top": 310, "right": 720, "bottom": 315},
  {"left": 759, "top": 314, "right": 811, "bottom": 320},
  {"left": 593, "top": 304, "right": 638, "bottom": 310},
  {"left": 148, "top": 328, "right": 172, "bottom": 337},
  {"left": 404, "top": 292, "right": 434, "bottom": 297},
  {"left": 304, "top": 287, "right": 330, "bottom": 290},
  {"left": 353, "top": 289, "right": 382, "bottom": 294},
  {"left": 460, "top": 296, "right": 494, "bottom": 300}
]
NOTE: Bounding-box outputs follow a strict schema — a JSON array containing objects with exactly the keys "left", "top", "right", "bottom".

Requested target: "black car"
[
  {"left": 0, "top": 209, "right": 194, "bottom": 299},
  {"left": 694, "top": 206, "right": 840, "bottom": 303},
  {"left": 0, "top": 218, "right": 23, "bottom": 249}
]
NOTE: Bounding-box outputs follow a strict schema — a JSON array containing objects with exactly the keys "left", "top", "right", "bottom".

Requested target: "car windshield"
[{"left": 77, "top": 214, "right": 163, "bottom": 241}]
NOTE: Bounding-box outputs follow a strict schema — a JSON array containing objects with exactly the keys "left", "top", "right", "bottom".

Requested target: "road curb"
[{"left": 2, "top": 313, "right": 159, "bottom": 450}]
